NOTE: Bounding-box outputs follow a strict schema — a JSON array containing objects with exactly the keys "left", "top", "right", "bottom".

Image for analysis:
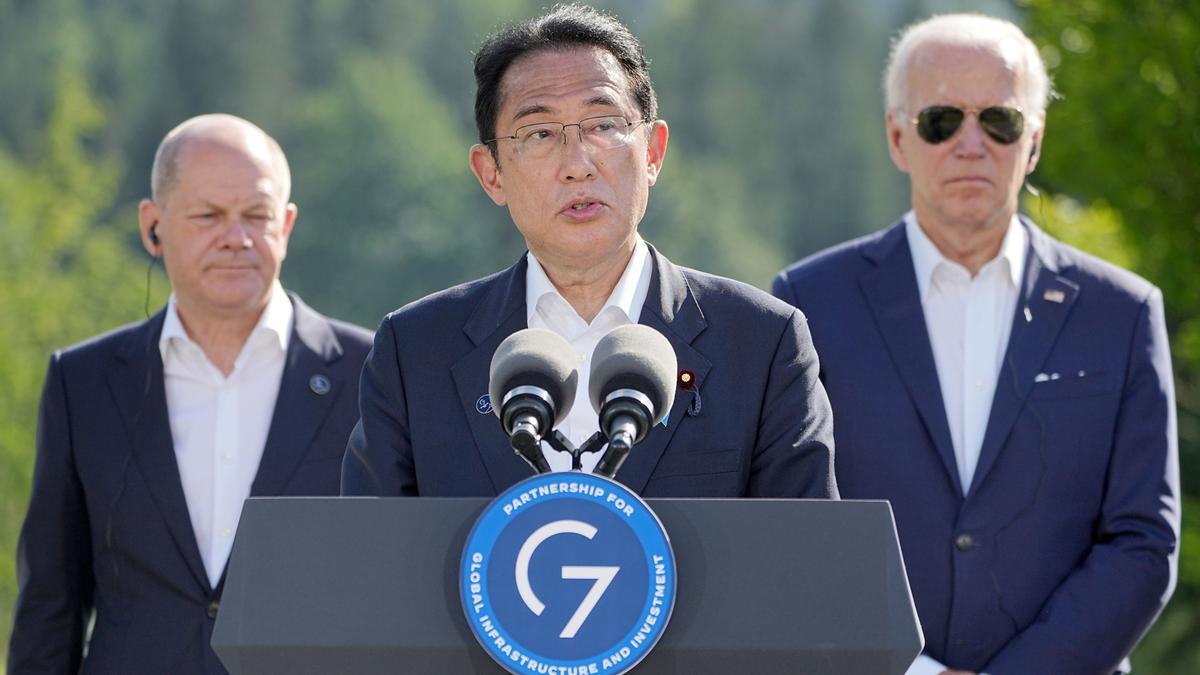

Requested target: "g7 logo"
[{"left": 515, "top": 520, "right": 620, "bottom": 639}]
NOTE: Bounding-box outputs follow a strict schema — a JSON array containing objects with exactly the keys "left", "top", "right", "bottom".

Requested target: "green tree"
[
  {"left": 282, "top": 53, "right": 521, "bottom": 325},
  {"left": 1022, "top": 1, "right": 1200, "bottom": 672},
  {"left": 0, "top": 65, "right": 160, "bottom": 664}
]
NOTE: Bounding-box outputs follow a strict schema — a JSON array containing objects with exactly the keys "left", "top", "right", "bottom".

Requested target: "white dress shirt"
[
  {"left": 526, "top": 237, "right": 654, "bottom": 473},
  {"left": 906, "top": 212, "right": 1026, "bottom": 496},
  {"left": 159, "top": 281, "right": 293, "bottom": 587},
  {"left": 903, "top": 212, "right": 1026, "bottom": 675}
]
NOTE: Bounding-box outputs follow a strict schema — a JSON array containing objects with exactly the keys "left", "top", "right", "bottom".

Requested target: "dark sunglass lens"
[
  {"left": 917, "top": 106, "right": 964, "bottom": 144},
  {"left": 979, "top": 107, "right": 1024, "bottom": 144}
]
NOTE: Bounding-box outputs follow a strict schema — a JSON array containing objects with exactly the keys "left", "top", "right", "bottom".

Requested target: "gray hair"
[
  {"left": 150, "top": 113, "right": 291, "bottom": 204},
  {"left": 883, "top": 14, "right": 1054, "bottom": 129}
]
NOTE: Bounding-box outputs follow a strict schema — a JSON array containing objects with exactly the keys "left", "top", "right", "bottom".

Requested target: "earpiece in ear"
[
  {"left": 149, "top": 224, "right": 160, "bottom": 245},
  {"left": 1029, "top": 142, "right": 1038, "bottom": 162}
]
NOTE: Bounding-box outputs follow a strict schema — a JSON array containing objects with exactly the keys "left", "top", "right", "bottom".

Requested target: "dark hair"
[{"left": 473, "top": 4, "right": 658, "bottom": 154}]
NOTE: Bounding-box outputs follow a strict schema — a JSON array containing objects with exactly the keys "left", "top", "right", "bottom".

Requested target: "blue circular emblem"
[
  {"left": 461, "top": 472, "right": 675, "bottom": 674},
  {"left": 477, "top": 394, "right": 494, "bottom": 415},
  {"left": 308, "top": 374, "right": 331, "bottom": 395}
]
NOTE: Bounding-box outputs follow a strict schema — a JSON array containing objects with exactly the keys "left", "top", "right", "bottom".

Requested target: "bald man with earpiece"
[{"left": 9, "top": 114, "right": 373, "bottom": 675}]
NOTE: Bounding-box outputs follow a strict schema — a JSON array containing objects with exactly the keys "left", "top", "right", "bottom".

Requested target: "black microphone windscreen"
[
  {"left": 589, "top": 324, "right": 677, "bottom": 424},
  {"left": 489, "top": 328, "right": 580, "bottom": 426}
]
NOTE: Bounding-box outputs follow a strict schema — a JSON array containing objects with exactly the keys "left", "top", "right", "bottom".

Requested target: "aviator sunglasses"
[{"left": 914, "top": 105, "right": 1025, "bottom": 145}]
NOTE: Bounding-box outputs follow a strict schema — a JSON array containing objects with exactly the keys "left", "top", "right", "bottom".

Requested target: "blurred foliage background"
[{"left": 0, "top": 0, "right": 1196, "bottom": 671}]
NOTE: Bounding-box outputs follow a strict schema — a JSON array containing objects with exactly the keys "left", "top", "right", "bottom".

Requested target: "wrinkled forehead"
[
  {"left": 906, "top": 37, "right": 1024, "bottom": 107},
  {"left": 497, "top": 46, "right": 635, "bottom": 122}
]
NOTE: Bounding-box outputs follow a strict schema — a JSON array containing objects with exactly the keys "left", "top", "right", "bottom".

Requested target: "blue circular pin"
[
  {"left": 461, "top": 473, "right": 675, "bottom": 674},
  {"left": 309, "top": 374, "right": 331, "bottom": 395},
  {"left": 476, "top": 394, "right": 494, "bottom": 415}
]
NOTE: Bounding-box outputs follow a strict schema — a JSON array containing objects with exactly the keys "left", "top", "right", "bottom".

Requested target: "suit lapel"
[
  {"left": 445, "top": 250, "right": 710, "bottom": 494},
  {"left": 250, "top": 294, "right": 347, "bottom": 497},
  {"left": 109, "top": 312, "right": 211, "bottom": 593},
  {"left": 450, "top": 258, "right": 536, "bottom": 493},
  {"left": 859, "top": 222, "right": 963, "bottom": 495},
  {"left": 968, "top": 221, "right": 1079, "bottom": 494},
  {"left": 616, "top": 247, "right": 710, "bottom": 493}
]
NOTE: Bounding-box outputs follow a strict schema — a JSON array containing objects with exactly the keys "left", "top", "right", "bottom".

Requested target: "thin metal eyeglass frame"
[{"left": 484, "top": 116, "right": 650, "bottom": 154}]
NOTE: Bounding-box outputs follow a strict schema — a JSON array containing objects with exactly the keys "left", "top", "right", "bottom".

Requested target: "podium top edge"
[{"left": 245, "top": 496, "right": 893, "bottom": 506}]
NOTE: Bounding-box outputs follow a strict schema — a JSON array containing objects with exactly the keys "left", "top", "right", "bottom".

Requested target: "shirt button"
[
  {"left": 222, "top": 455, "right": 233, "bottom": 464},
  {"left": 221, "top": 528, "right": 233, "bottom": 538},
  {"left": 955, "top": 533, "right": 976, "bottom": 551},
  {"left": 207, "top": 600, "right": 220, "bottom": 619}
]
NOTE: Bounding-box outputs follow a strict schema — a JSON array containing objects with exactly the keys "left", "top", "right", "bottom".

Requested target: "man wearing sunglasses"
[
  {"left": 343, "top": 5, "right": 837, "bottom": 501},
  {"left": 773, "top": 14, "right": 1178, "bottom": 675}
]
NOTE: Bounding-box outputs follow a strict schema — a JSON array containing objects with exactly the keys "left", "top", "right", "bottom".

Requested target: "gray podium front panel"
[{"left": 213, "top": 497, "right": 921, "bottom": 674}]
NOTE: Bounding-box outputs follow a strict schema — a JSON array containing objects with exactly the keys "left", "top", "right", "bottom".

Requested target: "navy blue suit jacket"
[
  {"left": 343, "top": 246, "right": 837, "bottom": 499},
  {"left": 773, "top": 219, "right": 1179, "bottom": 674},
  {"left": 9, "top": 294, "right": 373, "bottom": 675}
]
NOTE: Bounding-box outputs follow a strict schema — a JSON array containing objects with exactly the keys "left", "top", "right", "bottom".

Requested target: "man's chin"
[{"left": 940, "top": 201, "right": 1009, "bottom": 231}]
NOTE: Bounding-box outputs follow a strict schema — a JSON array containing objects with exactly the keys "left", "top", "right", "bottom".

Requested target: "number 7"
[{"left": 558, "top": 566, "right": 620, "bottom": 638}]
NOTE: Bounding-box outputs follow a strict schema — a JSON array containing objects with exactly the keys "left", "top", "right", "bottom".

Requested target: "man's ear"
[
  {"left": 645, "top": 120, "right": 669, "bottom": 187},
  {"left": 275, "top": 202, "right": 298, "bottom": 263},
  {"left": 1026, "top": 120, "right": 1046, "bottom": 175},
  {"left": 138, "top": 199, "right": 162, "bottom": 257},
  {"left": 885, "top": 110, "right": 910, "bottom": 173},
  {"left": 282, "top": 202, "right": 298, "bottom": 238},
  {"left": 470, "top": 144, "right": 507, "bottom": 206}
]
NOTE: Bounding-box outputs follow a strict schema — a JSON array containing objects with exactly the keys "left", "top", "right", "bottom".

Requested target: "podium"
[{"left": 212, "top": 497, "right": 922, "bottom": 674}]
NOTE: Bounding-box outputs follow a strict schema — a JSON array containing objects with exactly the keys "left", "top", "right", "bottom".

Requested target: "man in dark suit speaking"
[
  {"left": 8, "top": 114, "right": 373, "bottom": 674},
  {"left": 773, "top": 14, "right": 1179, "bottom": 675},
  {"left": 343, "top": 5, "right": 837, "bottom": 500}
]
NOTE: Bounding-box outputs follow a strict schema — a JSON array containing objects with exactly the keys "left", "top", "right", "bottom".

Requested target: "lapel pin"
[
  {"left": 1023, "top": 306, "right": 1033, "bottom": 322},
  {"left": 1043, "top": 289, "right": 1066, "bottom": 304},
  {"left": 476, "top": 394, "right": 494, "bottom": 415},
  {"left": 678, "top": 369, "right": 695, "bottom": 389},
  {"left": 677, "top": 369, "right": 702, "bottom": 416},
  {"left": 309, "top": 374, "right": 331, "bottom": 395}
]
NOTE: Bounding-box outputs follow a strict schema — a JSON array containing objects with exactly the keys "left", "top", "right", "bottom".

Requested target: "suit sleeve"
[
  {"left": 8, "top": 353, "right": 94, "bottom": 673},
  {"left": 984, "top": 289, "right": 1180, "bottom": 674},
  {"left": 342, "top": 316, "right": 418, "bottom": 496},
  {"left": 770, "top": 271, "right": 799, "bottom": 306},
  {"left": 748, "top": 308, "right": 839, "bottom": 499}
]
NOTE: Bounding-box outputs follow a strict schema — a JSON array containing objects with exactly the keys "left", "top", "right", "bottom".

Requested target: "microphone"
[
  {"left": 589, "top": 325, "right": 678, "bottom": 478},
  {"left": 489, "top": 329, "right": 580, "bottom": 474}
]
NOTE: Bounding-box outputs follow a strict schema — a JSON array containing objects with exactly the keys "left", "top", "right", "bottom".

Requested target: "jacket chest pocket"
[
  {"left": 1028, "top": 371, "right": 1116, "bottom": 400},
  {"left": 642, "top": 448, "right": 744, "bottom": 497}
]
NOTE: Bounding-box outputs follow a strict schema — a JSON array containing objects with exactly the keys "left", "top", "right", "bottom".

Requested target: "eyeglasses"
[
  {"left": 486, "top": 115, "right": 648, "bottom": 160},
  {"left": 912, "top": 105, "right": 1025, "bottom": 145}
]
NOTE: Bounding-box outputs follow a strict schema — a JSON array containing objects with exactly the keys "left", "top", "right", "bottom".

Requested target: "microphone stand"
[{"left": 543, "top": 431, "right": 608, "bottom": 472}]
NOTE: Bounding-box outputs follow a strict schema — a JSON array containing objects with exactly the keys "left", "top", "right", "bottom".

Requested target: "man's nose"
[
  {"left": 559, "top": 126, "right": 598, "bottom": 181},
  {"left": 953, "top": 115, "right": 989, "bottom": 156},
  {"left": 560, "top": 123, "right": 586, "bottom": 146},
  {"left": 218, "top": 218, "right": 254, "bottom": 248}
]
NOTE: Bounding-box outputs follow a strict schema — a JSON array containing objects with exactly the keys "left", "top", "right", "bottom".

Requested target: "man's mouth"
[{"left": 561, "top": 200, "right": 604, "bottom": 219}]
